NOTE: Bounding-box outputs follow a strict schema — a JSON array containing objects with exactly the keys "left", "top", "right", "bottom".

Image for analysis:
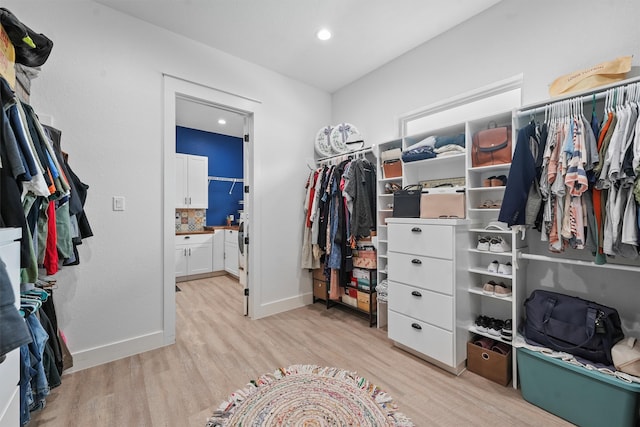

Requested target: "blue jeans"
[{"left": 26, "top": 314, "right": 50, "bottom": 409}]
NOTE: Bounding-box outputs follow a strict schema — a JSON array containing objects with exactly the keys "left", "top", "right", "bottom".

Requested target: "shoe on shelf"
[
  {"left": 487, "top": 260, "right": 500, "bottom": 273},
  {"left": 494, "top": 282, "right": 512, "bottom": 297},
  {"left": 483, "top": 176, "right": 496, "bottom": 187},
  {"left": 488, "top": 318, "right": 504, "bottom": 337},
  {"left": 482, "top": 280, "right": 498, "bottom": 295},
  {"left": 491, "top": 341, "right": 512, "bottom": 354},
  {"left": 501, "top": 319, "right": 513, "bottom": 341},
  {"left": 489, "top": 236, "right": 511, "bottom": 253},
  {"left": 490, "top": 175, "right": 508, "bottom": 187},
  {"left": 497, "top": 262, "right": 513, "bottom": 275},
  {"left": 474, "top": 315, "right": 490, "bottom": 333},
  {"left": 477, "top": 235, "right": 490, "bottom": 251}
]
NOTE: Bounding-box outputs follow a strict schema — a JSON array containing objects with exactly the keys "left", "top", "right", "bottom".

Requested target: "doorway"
[{"left": 162, "top": 75, "right": 260, "bottom": 345}]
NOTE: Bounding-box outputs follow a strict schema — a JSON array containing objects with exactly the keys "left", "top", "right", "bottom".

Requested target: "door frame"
[{"left": 162, "top": 74, "right": 261, "bottom": 344}]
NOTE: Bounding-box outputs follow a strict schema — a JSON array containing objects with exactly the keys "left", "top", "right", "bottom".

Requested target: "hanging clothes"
[{"left": 510, "top": 82, "right": 640, "bottom": 263}]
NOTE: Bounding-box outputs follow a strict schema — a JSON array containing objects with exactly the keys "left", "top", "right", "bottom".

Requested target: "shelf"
[
  {"left": 468, "top": 267, "right": 512, "bottom": 279},
  {"left": 469, "top": 228, "right": 512, "bottom": 234},
  {"left": 468, "top": 248, "right": 512, "bottom": 256},
  {"left": 378, "top": 239, "right": 388, "bottom": 244},
  {"left": 378, "top": 254, "right": 388, "bottom": 259},
  {"left": 469, "top": 326, "right": 512, "bottom": 345},
  {"left": 402, "top": 152, "right": 465, "bottom": 167},
  {"left": 468, "top": 186, "right": 506, "bottom": 192},
  {"left": 468, "top": 286, "right": 513, "bottom": 302},
  {"left": 468, "top": 164, "right": 511, "bottom": 173},
  {"left": 380, "top": 176, "right": 402, "bottom": 182},
  {"left": 378, "top": 209, "right": 393, "bottom": 213},
  {"left": 468, "top": 208, "right": 501, "bottom": 212},
  {"left": 378, "top": 193, "right": 394, "bottom": 196},
  {"left": 519, "top": 252, "right": 640, "bottom": 272}
]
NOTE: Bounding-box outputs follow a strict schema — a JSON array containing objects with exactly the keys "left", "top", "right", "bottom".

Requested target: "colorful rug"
[{"left": 206, "top": 364, "right": 414, "bottom": 426}]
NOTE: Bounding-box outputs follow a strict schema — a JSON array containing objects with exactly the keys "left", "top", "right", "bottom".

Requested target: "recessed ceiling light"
[
  {"left": 218, "top": 118, "right": 226, "bottom": 125},
  {"left": 316, "top": 28, "right": 332, "bottom": 41}
]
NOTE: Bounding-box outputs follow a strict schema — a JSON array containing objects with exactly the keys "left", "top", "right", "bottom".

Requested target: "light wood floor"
[{"left": 29, "top": 275, "right": 571, "bottom": 426}]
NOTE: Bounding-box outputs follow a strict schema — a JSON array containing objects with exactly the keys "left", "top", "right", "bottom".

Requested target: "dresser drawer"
[
  {"left": 388, "top": 223, "right": 452, "bottom": 259},
  {"left": 387, "top": 252, "right": 452, "bottom": 295},
  {"left": 388, "top": 281, "right": 452, "bottom": 330},
  {"left": 0, "top": 348, "right": 19, "bottom": 418},
  {"left": 388, "top": 311, "right": 453, "bottom": 366}
]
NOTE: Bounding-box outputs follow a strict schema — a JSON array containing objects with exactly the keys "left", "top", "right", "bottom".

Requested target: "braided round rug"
[{"left": 206, "top": 364, "right": 414, "bottom": 426}]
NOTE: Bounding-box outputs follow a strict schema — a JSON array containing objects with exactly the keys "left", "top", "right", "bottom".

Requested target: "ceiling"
[{"left": 96, "top": 0, "right": 501, "bottom": 137}]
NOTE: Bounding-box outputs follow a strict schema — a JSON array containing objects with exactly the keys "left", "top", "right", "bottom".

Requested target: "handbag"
[
  {"left": 471, "top": 123, "right": 512, "bottom": 167},
  {"left": 420, "top": 185, "right": 465, "bottom": 219},
  {"left": 523, "top": 289, "right": 624, "bottom": 365},
  {"left": 392, "top": 185, "right": 421, "bottom": 218}
]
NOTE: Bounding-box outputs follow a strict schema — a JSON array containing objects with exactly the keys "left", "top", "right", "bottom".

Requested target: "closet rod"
[
  {"left": 208, "top": 176, "right": 243, "bottom": 182},
  {"left": 519, "top": 252, "right": 640, "bottom": 272},
  {"left": 517, "top": 75, "right": 640, "bottom": 117},
  {"left": 316, "top": 145, "right": 375, "bottom": 163}
]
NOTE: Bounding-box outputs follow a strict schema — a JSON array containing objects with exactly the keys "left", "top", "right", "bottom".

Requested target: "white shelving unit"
[{"left": 375, "top": 138, "right": 402, "bottom": 328}]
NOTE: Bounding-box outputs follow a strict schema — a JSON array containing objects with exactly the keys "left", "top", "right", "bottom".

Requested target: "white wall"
[
  {"left": 332, "top": 0, "right": 640, "bottom": 332},
  {"left": 6, "top": 1, "right": 329, "bottom": 370},
  {"left": 332, "top": 0, "right": 640, "bottom": 146}
]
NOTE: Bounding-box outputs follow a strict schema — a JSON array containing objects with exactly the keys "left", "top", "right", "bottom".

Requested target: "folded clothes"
[
  {"left": 434, "top": 144, "right": 466, "bottom": 154},
  {"left": 401, "top": 146, "right": 436, "bottom": 162},
  {"left": 434, "top": 133, "right": 465, "bottom": 149}
]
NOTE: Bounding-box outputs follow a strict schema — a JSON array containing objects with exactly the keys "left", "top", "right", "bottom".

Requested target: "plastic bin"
[{"left": 517, "top": 348, "right": 640, "bottom": 427}]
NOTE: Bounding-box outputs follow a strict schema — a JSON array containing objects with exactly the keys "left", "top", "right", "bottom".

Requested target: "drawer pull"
[
  {"left": 411, "top": 259, "right": 422, "bottom": 265},
  {"left": 184, "top": 236, "right": 190, "bottom": 239},
  {"left": 411, "top": 290, "right": 422, "bottom": 297},
  {"left": 411, "top": 227, "right": 422, "bottom": 233},
  {"left": 411, "top": 323, "right": 422, "bottom": 330}
]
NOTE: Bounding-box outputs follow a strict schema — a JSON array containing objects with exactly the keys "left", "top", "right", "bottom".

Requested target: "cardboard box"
[
  {"left": 518, "top": 348, "right": 640, "bottom": 427},
  {"left": 383, "top": 159, "right": 402, "bottom": 178},
  {"left": 312, "top": 268, "right": 326, "bottom": 281},
  {"left": 313, "top": 279, "right": 327, "bottom": 301},
  {"left": 341, "top": 294, "right": 358, "bottom": 307},
  {"left": 466, "top": 341, "right": 512, "bottom": 386},
  {"left": 353, "top": 248, "right": 377, "bottom": 269},
  {"left": 357, "top": 291, "right": 377, "bottom": 313},
  {"left": 347, "top": 287, "right": 358, "bottom": 298}
]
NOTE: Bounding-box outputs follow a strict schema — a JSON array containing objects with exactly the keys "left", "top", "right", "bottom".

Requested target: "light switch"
[{"left": 113, "top": 196, "right": 125, "bottom": 211}]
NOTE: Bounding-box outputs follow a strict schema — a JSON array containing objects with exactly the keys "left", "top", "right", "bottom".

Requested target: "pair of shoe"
[
  {"left": 472, "top": 335, "right": 511, "bottom": 354},
  {"left": 477, "top": 236, "right": 511, "bottom": 252},
  {"left": 474, "top": 316, "right": 504, "bottom": 337},
  {"left": 488, "top": 260, "right": 512, "bottom": 275},
  {"left": 477, "top": 199, "right": 502, "bottom": 209},
  {"left": 474, "top": 316, "right": 513, "bottom": 341},
  {"left": 482, "top": 280, "right": 512, "bottom": 297},
  {"left": 482, "top": 175, "right": 507, "bottom": 187}
]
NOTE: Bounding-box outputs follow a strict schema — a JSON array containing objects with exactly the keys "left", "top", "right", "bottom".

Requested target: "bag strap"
[{"left": 542, "top": 297, "right": 598, "bottom": 351}]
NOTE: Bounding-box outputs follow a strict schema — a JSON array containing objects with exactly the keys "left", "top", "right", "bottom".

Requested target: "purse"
[
  {"left": 419, "top": 186, "right": 465, "bottom": 219},
  {"left": 471, "top": 123, "right": 512, "bottom": 167},
  {"left": 392, "top": 185, "right": 421, "bottom": 218},
  {"left": 523, "top": 289, "right": 624, "bottom": 365}
]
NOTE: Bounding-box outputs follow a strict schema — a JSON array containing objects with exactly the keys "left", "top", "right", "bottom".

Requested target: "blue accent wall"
[{"left": 176, "top": 126, "right": 243, "bottom": 226}]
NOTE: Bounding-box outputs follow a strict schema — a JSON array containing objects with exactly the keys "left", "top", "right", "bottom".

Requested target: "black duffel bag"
[
  {"left": 524, "top": 289, "right": 624, "bottom": 365},
  {"left": 392, "top": 185, "right": 421, "bottom": 218}
]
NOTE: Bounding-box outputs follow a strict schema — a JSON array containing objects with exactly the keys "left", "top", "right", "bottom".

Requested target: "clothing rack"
[
  {"left": 516, "top": 75, "right": 640, "bottom": 117},
  {"left": 316, "top": 146, "right": 375, "bottom": 166}
]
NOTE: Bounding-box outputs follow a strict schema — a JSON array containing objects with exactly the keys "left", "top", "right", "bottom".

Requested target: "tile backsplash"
[{"left": 175, "top": 209, "right": 205, "bottom": 232}]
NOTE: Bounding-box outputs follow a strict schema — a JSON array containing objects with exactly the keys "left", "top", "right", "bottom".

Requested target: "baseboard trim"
[
  {"left": 254, "top": 292, "right": 313, "bottom": 319},
  {"left": 65, "top": 331, "right": 165, "bottom": 373}
]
